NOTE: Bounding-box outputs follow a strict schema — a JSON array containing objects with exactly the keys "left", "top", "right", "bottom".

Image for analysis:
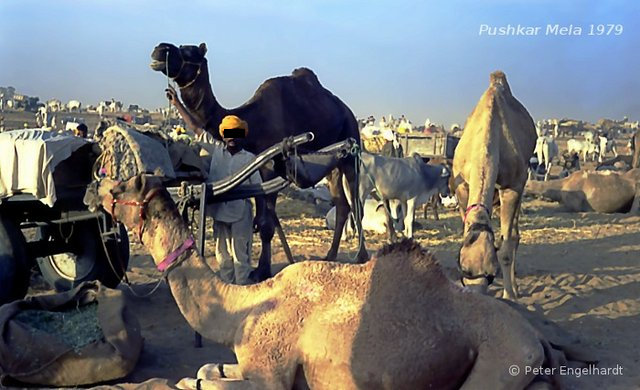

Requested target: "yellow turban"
[{"left": 219, "top": 115, "right": 248, "bottom": 138}]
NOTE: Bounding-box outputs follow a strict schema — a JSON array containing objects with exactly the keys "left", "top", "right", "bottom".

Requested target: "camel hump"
[
  {"left": 292, "top": 67, "right": 320, "bottom": 85},
  {"left": 375, "top": 238, "right": 438, "bottom": 267}
]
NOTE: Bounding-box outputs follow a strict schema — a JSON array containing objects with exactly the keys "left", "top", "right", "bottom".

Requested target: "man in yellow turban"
[{"left": 206, "top": 115, "right": 262, "bottom": 285}]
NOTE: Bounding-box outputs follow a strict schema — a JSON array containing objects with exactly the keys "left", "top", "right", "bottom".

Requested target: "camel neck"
[
  {"left": 141, "top": 214, "right": 256, "bottom": 348},
  {"left": 526, "top": 178, "right": 565, "bottom": 202},
  {"left": 465, "top": 130, "right": 499, "bottom": 229},
  {"left": 179, "top": 61, "right": 227, "bottom": 136}
]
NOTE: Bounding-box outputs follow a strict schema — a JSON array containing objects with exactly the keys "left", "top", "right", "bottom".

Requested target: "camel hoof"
[
  {"left": 356, "top": 251, "right": 370, "bottom": 264},
  {"left": 176, "top": 378, "right": 196, "bottom": 390},
  {"left": 197, "top": 363, "right": 224, "bottom": 380}
]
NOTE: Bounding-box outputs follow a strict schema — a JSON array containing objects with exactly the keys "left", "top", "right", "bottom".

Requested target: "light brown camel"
[
  {"left": 84, "top": 175, "right": 562, "bottom": 390},
  {"left": 452, "top": 71, "right": 536, "bottom": 300},
  {"left": 526, "top": 168, "right": 640, "bottom": 213}
]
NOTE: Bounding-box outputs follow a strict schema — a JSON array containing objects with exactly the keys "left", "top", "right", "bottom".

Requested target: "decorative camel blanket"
[{"left": 99, "top": 124, "right": 176, "bottom": 181}]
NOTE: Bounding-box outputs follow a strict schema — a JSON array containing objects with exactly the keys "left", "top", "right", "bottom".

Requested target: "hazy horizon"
[{"left": 1, "top": 0, "right": 638, "bottom": 127}]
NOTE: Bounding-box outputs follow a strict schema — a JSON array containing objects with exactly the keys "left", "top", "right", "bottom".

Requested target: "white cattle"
[
  {"left": 343, "top": 152, "right": 451, "bottom": 240},
  {"left": 583, "top": 130, "right": 595, "bottom": 144},
  {"left": 67, "top": 100, "right": 82, "bottom": 112},
  {"left": 598, "top": 136, "right": 618, "bottom": 162},
  {"left": 326, "top": 198, "right": 403, "bottom": 238},
  {"left": 65, "top": 121, "right": 81, "bottom": 131},
  {"left": 534, "top": 135, "right": 559, "bottom": 181},
  {"left": 46, "top": 99, "right": 62, "bottom": 112},
  {"left": 567, "top": 138, "right": 599, "bottom": 162}
]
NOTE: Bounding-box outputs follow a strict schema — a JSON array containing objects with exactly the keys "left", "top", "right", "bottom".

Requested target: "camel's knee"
[{"left": 258, "top": 221, "right": 275, "bottom": 240}]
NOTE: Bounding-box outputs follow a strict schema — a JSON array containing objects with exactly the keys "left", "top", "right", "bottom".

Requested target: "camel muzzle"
[{"left": 150, "top": 60, "right": 166, "bottom": 71}]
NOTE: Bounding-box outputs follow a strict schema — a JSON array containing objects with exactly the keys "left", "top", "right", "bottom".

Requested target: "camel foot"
[
  {"left": 177, "top": 377, "right": 260, "bottom": 390},
  {"left": 325, "top": 248, "right": 338, "bottom": 262},
  {"left": 198, "top": 363, "right": 243, "bottom": 380},
  {"left": 355, "top": 249, "right": 370, "bottom": 264}
]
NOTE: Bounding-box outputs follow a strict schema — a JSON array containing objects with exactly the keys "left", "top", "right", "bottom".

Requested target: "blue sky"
[{"left": 1, "top": 0, "right": 638, "bottom": 127}]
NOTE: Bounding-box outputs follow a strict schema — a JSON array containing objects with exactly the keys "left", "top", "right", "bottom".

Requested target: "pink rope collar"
[
  {"left": 157, "top": 237, "right": 196, "bottom": 272},
  {"left": 463, "top": 203, "right": 490, "bottom": 225}
]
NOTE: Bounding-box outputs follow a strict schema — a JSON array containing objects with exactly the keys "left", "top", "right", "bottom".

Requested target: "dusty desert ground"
[{"left": 21, "top": 191, "right": 640, "bottom": 389}]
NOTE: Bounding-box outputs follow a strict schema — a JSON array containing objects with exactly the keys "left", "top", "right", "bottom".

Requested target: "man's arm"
[{"left": 165, "top": 86, "right": 204, "bottom": 136}]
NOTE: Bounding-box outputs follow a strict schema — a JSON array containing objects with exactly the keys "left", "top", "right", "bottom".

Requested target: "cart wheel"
[
  {"left": 0, "top": 216, "right": 30, "bottom": 305},
  {"left": 36, "top": 220, "right": 129, "bottom": 291}
]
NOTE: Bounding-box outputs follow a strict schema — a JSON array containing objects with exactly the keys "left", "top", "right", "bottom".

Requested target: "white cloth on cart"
[{"left": 0, "top": 129, "right": 89, "bottom": 206}]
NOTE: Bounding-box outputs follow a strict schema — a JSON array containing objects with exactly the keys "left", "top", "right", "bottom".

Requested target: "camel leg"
[
  {"left": 455, "top": 182, "right": 470, "bottom": 226},
  {"left": 327, "top": 163, "right": 368, "bottom": 263},
  {"left": 497, "top": 188, "right": 523, "bottom": 300},
  {"left": 250, "top": 193, "right": 276, "bottom": 282}
]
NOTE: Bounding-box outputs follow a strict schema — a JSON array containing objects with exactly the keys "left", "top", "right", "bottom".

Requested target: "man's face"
[
  {"left": 73, "top": 129, "right": 86, "bottom": 138},
  {"left": 222, "top": 128, "right": 245, "bottom": 152}
]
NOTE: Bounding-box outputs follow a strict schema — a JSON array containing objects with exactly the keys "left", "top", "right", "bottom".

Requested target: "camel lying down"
[
  {"left": 527, "top": 169, "right": 640, "bottom": 213},
  {"left": 86, "top": 175, "right": 571, "bottom": 389}
]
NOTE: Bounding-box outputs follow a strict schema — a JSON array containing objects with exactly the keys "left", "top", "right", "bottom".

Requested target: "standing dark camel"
[{"left": 150, "top": 43, "right": 367, "bottom": 281}]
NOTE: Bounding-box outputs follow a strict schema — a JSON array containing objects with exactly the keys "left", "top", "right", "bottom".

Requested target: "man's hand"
[{"left": 165, "top": 86, "right": 179, "bottom": 106}]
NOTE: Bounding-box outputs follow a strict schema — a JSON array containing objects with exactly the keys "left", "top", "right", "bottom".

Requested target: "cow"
[
  {"left": 598, "top": 135, "right": 618, "bottom": 163},
  {"left": 534, "top": 135, "right": 559, "bottom": 181},
  {"left": 567, "top": 138, "right": 599, "bottom": 162},
  {"left": 326, "top": 198, "right": 404, "bottom": 238},
  {"left": 344, "top": 152, "right": 451, "bottom": 241}
]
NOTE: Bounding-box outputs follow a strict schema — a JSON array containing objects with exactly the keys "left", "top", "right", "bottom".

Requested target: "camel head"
[
  {"left": 150, "top": 42, "right": 208, "bottom": 88},
  {"left": 457, "top": 213, "right": 499, "bottom": 294},
  {"left": 83, "top": 174, "right": 171, "bottom": 233},
  {"left": 489, "top": 70, "right": 511, "bottom": 95}
]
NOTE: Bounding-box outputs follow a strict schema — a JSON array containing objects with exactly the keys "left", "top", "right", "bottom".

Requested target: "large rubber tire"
[
  {"left": 36, "top": 219, "right": 129, "bottom": 292},
  {"left": 0, "top": 216, "right": 30, "bottom": 305}
]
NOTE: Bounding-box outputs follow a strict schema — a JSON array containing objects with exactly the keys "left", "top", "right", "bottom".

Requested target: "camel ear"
[
  {"left": 132, "top": 174, "right": 145, "bottom": 193},
  {"left": 198, "top": 43, "right": 207, "bottom": 56}
]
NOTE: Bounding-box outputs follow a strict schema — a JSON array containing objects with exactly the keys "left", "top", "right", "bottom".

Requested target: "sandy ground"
[{"left": 20, "top": 192, "right": 639, "bottom": 389}]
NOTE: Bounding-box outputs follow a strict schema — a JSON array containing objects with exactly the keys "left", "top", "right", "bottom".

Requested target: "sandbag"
[{"left": 0, "top": 281, "right": 143, "bottom": 387}]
